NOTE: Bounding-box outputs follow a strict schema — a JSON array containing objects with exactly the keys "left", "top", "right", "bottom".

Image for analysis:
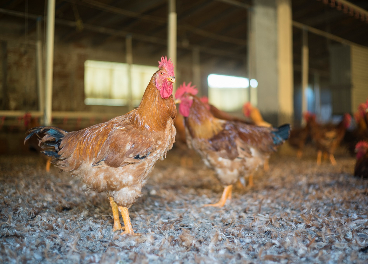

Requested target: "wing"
[
  {"left": 56, "top": 113, "right": 157, "bottom": 171},
  {"left": 206, "top": 122, "right": 276, "bottom": 160}
]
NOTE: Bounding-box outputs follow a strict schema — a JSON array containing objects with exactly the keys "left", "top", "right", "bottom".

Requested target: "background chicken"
[
  {"left": 354, "top": 141, "right": 368, "bottom": 178},
  {"left": 200, "top": 96, "right": 248, "bottom": 123},
  {"left": 175, "top": 83, "right": 290, "bottom": 207},
  {"left": 25, "top": 57, "right": 177, "bottom": 235},
  {"left": 288, "top": 112, "right": 316, "bottom": 158},
  {"left": 311, "top": 113, "right": 351, "bottom": 165},
  {"left": 243, "top": 102, "right": 272, "bottom": 128}
]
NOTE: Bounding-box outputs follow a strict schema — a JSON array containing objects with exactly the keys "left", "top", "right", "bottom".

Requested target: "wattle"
[{"left": 158, "top": 80, "right": 173, "bottom": 99}]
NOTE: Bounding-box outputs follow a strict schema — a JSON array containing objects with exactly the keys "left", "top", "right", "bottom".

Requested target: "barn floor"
[{"left": 1, "top": 147, "right": 368, "bottom": 264}]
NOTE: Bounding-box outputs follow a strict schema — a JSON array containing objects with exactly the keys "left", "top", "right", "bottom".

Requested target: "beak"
[
  {"left": 175, "top": 99, "right": 181, "bottom": 104},
  {"left": 168, "top": 76, "right": 175, "bottom": 83}
]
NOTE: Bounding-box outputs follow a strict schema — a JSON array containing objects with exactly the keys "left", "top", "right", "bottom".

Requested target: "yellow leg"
[
  {"left": 46, "top": 158, "right": 51, "bottom": 172},
  {"left": 248, "top": 175, "right": 254, "bottom": 188},
  {"left": 263, "top": 159, "right": 269, "bottom": 171},
  {"left": 317, "top": 150, "right": 322, "bottom": 165},
  {"left": 204, "top": 185, "right": 233, "bottom": 208},
  {"left": 329, "top": 154, "right": 337, "bottom": 166},
  {"left": 109, "top": 197, "right": 123, "bottom": 232},
  {"left": 297, "top": 150, "right": 303, "bottom": 159},
  {"left": 118, "top": 206, "right": 138, "bottom": 235}
]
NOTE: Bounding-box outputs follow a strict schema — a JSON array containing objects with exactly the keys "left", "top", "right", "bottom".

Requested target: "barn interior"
[{"left": 1, "top": 0, "right": 368, "bottom": 263}]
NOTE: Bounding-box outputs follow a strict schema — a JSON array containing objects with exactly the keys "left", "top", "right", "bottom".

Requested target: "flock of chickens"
[{"left": 24, "top": 57, "right": 368, "bottom": 236}]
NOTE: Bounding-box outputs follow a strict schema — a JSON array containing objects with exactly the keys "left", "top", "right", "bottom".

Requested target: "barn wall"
[{"left": 351, "top": 45, "right": 368, "bottom": 112}]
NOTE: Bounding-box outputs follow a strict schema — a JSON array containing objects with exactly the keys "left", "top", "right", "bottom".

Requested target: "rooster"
[
  {"left": 288, "top": 112, "right": 316, "bottom": 158},
  {"left": 354, "top": 141, "right": 368, "bottom": 178},
  {"left": 175, "top": 83, "right": 290, "bottom": 207},
  {"left": 310, "top": 114, "right": 351, "bottom": 165},
  {"left": 25, "top": 57, "right": 177, "bottom": 235}
]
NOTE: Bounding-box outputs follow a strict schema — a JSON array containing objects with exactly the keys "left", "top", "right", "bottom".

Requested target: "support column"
[
  {"left": 44, "top": 0, "right": 55, "bottom": 126},
  {"left": 247, "top": 8, "right": 255, "bottom": 105},
  {"left": 277, "top": 0, "right": 293, "bottom": 125},
  {"left": 1, "top": 41, "right": 7, "bottom": 110},
  {"left": 126, "top": 35, "right": 133, "bottom": 111},
  {"left": 192, "top": 47, "right": 201, "bottom": 95},
  {"left": 253, "top": 0, "right": 293, "bottom": 125},
  {"left": 168, "top": 0, "right": 177, "bottom": 90},
  {"left": 314, "top": 73, "right": 320, "bottom": 119},
  {"left": 301, "top": 28, "right": 309, "bottom": 125},
  {"left": 36, "top": 17, "right": 44, "bottom": 119}
]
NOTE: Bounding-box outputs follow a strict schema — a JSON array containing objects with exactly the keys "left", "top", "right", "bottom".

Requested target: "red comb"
[
  {"left": 175, "top": 82, "right": 198, "bottom": 99},
  {"left": 158, "top": 56, "right": 174, "bottom": 76},
  {"left": 356, "top": 141, "right": 368, "bottom": 150}
]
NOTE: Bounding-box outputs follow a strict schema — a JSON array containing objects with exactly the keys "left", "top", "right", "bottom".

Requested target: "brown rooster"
[
  {"left": 311, "top": 114, "right": 351, "bottom": 165},
  {"left": 25, "top": 57, "right": 177, "bottom": 235},
  {"left": 354, "top": 141, "right": 368, "bottom": 178},
  {"left": 288, "top": 112, "right": 316, "bottom": 159},
  {"left": 175, "top": 83, "right": 290, "bottom": 207}
]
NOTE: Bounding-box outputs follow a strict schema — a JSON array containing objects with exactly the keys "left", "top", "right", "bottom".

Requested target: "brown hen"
[{"left": 175, "top": 83, "right": 290, "bottom": 207}]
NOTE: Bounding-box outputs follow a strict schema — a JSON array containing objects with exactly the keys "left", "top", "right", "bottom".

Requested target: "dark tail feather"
[
  {"left": 24, "top": 126, "right": 67, "bottom": 159},
  {"left": 271, "top": 124, "right": 291, "bottom": 145}
]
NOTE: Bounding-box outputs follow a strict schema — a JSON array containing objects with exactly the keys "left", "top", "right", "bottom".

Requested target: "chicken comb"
[
  {"left": 355, "top": 141, "right": 368, "bottom": 150},
  {"left": 158, "top": 56, "right": 174, "bottom": 76},
  {"left": 200, "top": 96, "right": 209, "bottom": 104},
  {"left": 175, "top": 82, "right": 198, "bottom": 99},
  {"left": 243, "top": 102, "right": 252, "bottom": 109}
]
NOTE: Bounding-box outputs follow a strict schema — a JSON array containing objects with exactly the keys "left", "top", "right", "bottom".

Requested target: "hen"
[
  {"left": 354, "top": 141, "right": 368, "bottom": 178},
  {"left": 200, "top": 96, "right": 248, "bottom": 123},
  {"left": 175, "top": 83, "right": 290, "bottom": 207},
  {"left": 243, "top": 102, "right": 272, "bottom": 128},
  {"left": 311, "top": 114, "right": 351, "bottom": 165},
  {"left": 25, "top": 57, "right": 177, "bottom": 235},
  {"left": 288, "top": 112, "right": 316, "bottom": 158}
]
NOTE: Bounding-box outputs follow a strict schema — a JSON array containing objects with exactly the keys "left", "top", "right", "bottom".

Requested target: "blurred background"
[{"left": 0, "top": 0, "right": 367, "bottom": 154}]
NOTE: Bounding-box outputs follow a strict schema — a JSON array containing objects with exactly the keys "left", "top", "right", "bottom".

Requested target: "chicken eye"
[{"left": 161, "top": 72, "right": 163, "bottom": 75}]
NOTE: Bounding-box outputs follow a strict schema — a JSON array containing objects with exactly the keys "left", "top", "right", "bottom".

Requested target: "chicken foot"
[
  {"left": 109, "top": 197, "right": 123, "bottom": 232},
  {"left": 329, "top": 154, "right": 337, "bottom": 166},
  {"left": 46, "top": 158, "right": 51, "bottom": 172},
  {"left": 317, "top": 150, "right": 322, "bottom": 165},
  {"left": 118, "top": 206, "right": 139, "bottom": 236},
  {"left": 204, "top": 185, "right": 233, "bottom": 207}
]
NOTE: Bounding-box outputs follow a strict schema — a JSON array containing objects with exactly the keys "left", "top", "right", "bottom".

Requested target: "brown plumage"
[
  {"left": 354, "top": 141, "right": 368, "bottom": 178},
  {"left": 311, "top": 114, "right": 351, "bottom": 166},
  {"left": 175, "top": 83, "right": 290, "bottom": 207},
  {"left": 288, "top": 112, "right": 316, "bottom": 158},
  {"left": 25, "top": 57, "right": 177, "bottom": 235}
]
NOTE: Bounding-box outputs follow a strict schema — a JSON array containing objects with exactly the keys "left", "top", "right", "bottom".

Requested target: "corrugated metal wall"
[{"left": 351, "top": 45, "right": 368, "bottom": 112}]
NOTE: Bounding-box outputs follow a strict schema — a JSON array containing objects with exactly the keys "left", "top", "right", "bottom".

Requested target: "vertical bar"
[
  {"left": 301, "top": 28, "right": 309, "bottom": 125},
  {"left": 126, "top": 35, "right": 133, "bottom": 111},
  {"left": 247, "top": 8, "right": 252, "bottom": 104},
  {"left": 168, "top": 0, "right": 177, "bottom": 90},
  {"left": 314, "top": 73, "right": 320, "bottom": 118},
  {"left": 192, "top": 47, "right": 201, "bottom": 95},
  {"left": 44, "top": 0, "right": 55, "bottom": 126},
  {"left": 1, "top": 41, "right": 7, "bottom": 110},
  {"left": 36, "top": 17, "right": 44, "bottom": 120}
]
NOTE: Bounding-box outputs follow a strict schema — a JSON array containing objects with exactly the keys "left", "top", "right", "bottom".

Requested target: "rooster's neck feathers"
[
  {"left": 133, "top": 73, "right": 176, "bottom": 131},
  {"left": 186, "top": 97, "right": 223, "bottom": 139}
]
